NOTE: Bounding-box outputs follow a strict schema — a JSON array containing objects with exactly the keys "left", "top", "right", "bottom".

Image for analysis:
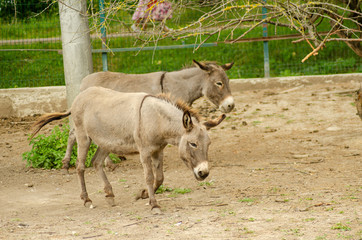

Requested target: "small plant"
[
  {"left": 228, "top": 210, "right": 235, "bottom": 215},
  {"left": 199, "top": 181, "right": 213, "bottom": 187},
  {"left": 238, "top": 197, "right": 255, "bottom": 203},
  {"left": 156, "top": 185, "right": 192, "bottom": 197},
  {"left": 22, "top": 122, "right": 120, "bottom": 169},
  {"left": 242, "top": 227, "right": 254, "bottom": 234},
  {"left": 155, "top": 185, "right": 173, "bottom": 194},
  {"left": 172, "top": 188, "right": 192, "bottom": 194},
  {"left": 252, "top": 120, "right": 262, "bottom": 126},
  {"left": 269, "top": 187, "right": 280, "bottom": 193},
  {"left": 331, "top": 222, "right": 351, "bottom": 231},
  {"left": 303, "top": 218, "right": 316, "bottom": 222}
]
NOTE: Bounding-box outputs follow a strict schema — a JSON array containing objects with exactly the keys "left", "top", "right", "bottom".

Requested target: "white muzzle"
[{"left": 220, "top": 96, "right": 235, "bottom": 113}]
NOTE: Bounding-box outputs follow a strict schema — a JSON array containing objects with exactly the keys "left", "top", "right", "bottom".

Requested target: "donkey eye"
[
  {"left": 189, "top": 142, "right": 198, "bottom": 148},
  {"left": 216, "top": 82, "right": 223, "bottom": 87}
]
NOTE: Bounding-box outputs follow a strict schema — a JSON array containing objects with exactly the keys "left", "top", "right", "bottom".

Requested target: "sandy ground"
[{"left": 0, "top": 81, "right": 361, "bottom": 240}]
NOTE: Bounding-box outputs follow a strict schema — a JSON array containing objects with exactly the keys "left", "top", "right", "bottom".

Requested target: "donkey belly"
[
  {"left": 86, "top": 124, "right": 139, "bottom": 155},
  {"left": 85, "top": 113, "right": 139, "bottom": 155}
]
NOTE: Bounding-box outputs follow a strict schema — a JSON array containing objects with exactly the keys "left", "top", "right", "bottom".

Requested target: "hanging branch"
[{"left": 89, "top": 0, "right": 362, "bottom": 60}]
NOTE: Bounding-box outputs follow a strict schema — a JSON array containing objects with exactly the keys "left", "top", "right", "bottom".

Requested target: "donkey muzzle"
[
  {"left": 194, "top": 161, "right": 209, "bottom": 181},
  {"left": 220, "top": 96, "right": 235, "bottom": 113}
]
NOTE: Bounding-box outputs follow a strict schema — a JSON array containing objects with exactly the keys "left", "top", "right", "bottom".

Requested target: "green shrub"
[{"left": 22, "top": 121, "right": 119, "bottom": 169}]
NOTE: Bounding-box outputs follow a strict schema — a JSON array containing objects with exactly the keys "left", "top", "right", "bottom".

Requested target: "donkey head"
[
  {"left": 193, "top": 59, "right": 235, "bottom": 113},
  {"left": 355, "top": 87, "right": 362, "bottom": 120},
  {"left": 178, "top": 111, "right": 225, "bottom": 181}
]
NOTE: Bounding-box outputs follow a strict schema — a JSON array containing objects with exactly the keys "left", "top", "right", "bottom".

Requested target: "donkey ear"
[
  {"left": 182, "top": 111, "right": 193, "bottom": 132},
  {"left": 203, "top": 114, "right": 226, "bottom": 130},
  {"left": 193, "top": 59, "right": 211, "bottom": 72},
  {"left": 222, "top": 62, "right": 234, "bottom": 71}
]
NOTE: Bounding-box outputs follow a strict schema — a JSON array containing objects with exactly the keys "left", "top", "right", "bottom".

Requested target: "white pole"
[{"left": 59, "top": 0, "right": 93, "bottom": 109}]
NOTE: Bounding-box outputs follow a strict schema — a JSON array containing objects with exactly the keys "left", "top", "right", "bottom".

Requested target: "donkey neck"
[
  {"left": 159, "top": 106, "right": 186, "bottom": 146},
  {"left": 142, "top": 98, "right": 190, "bottom": 146},
  {"left": 164, "top": 68, "right": 206, "bottom": 105}
]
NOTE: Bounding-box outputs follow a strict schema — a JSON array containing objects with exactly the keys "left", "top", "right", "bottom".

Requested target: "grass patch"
[
  {"left": 252, "top": 121, "right": 262, "bottom": 126},
  {"left": 156, "top": 185, "right": 192, "bottom": 197},
  {"left": 199, "top": 181, "right": 213, "bottom": 187},
  {"left": 238, "top": 197, "right": 255, "bottom": 203},
  {"left": 331, "top": 222, "right": 351, "bottom": 231},
  {"left": 304, "top": 218, "right": 316, "bottom": 222}
]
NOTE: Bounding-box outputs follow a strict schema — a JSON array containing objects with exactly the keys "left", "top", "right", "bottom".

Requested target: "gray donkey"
[
  {"left": 31, "top": 87, "right": 225, "bottom": 211},
  {"left": 62, "top": 60, "right": 234, "bottom": 171}
]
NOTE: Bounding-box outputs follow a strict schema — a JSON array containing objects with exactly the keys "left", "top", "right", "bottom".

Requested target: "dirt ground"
[{"left": 0, "top": 81, "right": 361, "bottom": 240}]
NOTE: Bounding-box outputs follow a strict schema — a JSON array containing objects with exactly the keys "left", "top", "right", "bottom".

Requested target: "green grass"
[
  {"left": 155, "top": 185, "right": 192, "bottom": 197},
  {"left": 1, "top": 9, "right": 361, "bottom": 89},
  {"left": 199, "top": 181, "right": 213, "bottom": 186},
  {"left": 238, "top": 197, "right": 255, "bottom": 203},
  {"left": 331, "top": 222, "right": 352, "bottom": 231}
]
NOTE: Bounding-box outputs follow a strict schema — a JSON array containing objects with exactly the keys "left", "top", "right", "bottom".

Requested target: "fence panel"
[{"left": 0, "top": 1, "right": 360, "bottom": 89}]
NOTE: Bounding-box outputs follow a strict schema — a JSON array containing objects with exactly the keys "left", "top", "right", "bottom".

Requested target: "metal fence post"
[
  {"left": 262, "top": 0, "right": 270, "bottom": 78},
  {"left": 99, "top": 0, "right": 108, "bottom": 71}
]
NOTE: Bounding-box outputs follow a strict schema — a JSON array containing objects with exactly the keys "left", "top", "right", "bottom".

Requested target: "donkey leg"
[
  {"left": 76, "top": 135, "right": 93, "bottom": 208},
  {"left": 136, "top": 151, "right": 164, "bottom": 200},
  {"left": 153, "top": 151, "right": 164, "bottom": 193},
  {"left": 92, "top": 148, "right": 116, "bottom": 207},
  {"left": 62, "top": 128, "right": 76, "bottom": 172},
  {"left": 139, "top": 152, "right": 160, "bottom": 211}
]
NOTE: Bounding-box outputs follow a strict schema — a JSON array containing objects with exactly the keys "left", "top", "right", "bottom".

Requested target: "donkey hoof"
[
  {"left": 106, "top": 197, "right": 116, "bottom": 207},
  {"left": 151, "top": 207, "right": 162, "bottom": 215},
  {"left": 135, "top": 189, "right": 149, "bottom": 200},
  {"left": 84, "top": 201, "right": 94, "bottom": 209}
]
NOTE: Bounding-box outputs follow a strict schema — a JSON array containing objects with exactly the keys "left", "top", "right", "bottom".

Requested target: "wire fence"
[{"left": 0, "top": 1, "right": 361, "bottom": 89}]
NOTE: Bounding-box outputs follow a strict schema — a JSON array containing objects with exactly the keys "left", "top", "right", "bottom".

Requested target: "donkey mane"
[{"left": 156, "top": 93, "right": 200, "bottom": 121}]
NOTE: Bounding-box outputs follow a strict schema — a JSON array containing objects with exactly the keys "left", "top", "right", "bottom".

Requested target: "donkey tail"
[{"left": 30, "top": 111, "right": 71, "bottom": 140}]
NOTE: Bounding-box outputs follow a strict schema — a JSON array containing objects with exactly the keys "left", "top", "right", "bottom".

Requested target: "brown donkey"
[
  {"left": 31, "top": 87, "right": 225, "bottom": 212},
  {"left": 62, "top": 60, "right": 234, "bottom": 171}
]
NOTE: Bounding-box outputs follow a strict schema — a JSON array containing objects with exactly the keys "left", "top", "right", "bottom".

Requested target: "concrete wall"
[
  {"left": 0, "top": 86, "right": 67, "bottom": 118},
  {"left": 230, "top": 73, "right": 362, "bottom": 92},
  {"left": 1, "top": 73, "right": 361, "bottom": 118}
]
